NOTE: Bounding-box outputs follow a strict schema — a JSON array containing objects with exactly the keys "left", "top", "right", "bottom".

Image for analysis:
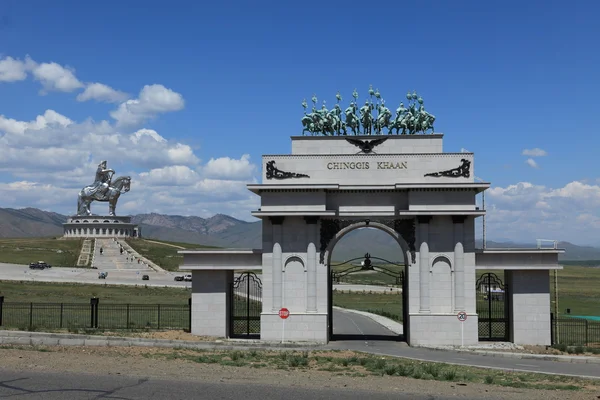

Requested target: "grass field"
[
  {"left": 476, "top": 266, "right": 600, "bottom": 318},
  {"left": 0, "top": 280, "right": 191, "bottom": 303},
  {"left": 0, "top": 280, "right": 193, "bottom": 331},
  {"left": 333, "top": 291, "right": 404, "bottom": 321},
  {"left": 0, "top": 238, "right": 82, "bottom": 267},
  {"left": 331, "top": 262, "right": 404, "bottom": 286},
  {"left": 125, "top": 238, "right": 216, "bottom": 271}
]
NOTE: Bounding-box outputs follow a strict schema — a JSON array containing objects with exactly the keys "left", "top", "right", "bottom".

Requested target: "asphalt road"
[
  {"left": 333, "top": 308, "right": 400, "bottom": 339},
  {"left": 327, "top": 340, "right": 600, "bottom": 379},
  {"left": 0, "top": 369, "right": 479, "bottom": 400}
]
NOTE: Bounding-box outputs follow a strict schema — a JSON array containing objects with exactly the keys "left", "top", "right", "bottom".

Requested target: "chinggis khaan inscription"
[{"left": 326, "top": 161, "right": 408, "bottom": 170}]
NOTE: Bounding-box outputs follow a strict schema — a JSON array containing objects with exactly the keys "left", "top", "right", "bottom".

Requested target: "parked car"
[
  {"left": 174, "top": 275, "right": 184, "bottom": 281},
  {"left": 29, "top": 261, "right": 51, "bottom": 269},
  {"left": 98, "top": 272, "right": 107, "bottom": 279},
  {"left": 184, "top": 274, "right": 192, "bottom": 282},
  {"left": 142, "top": 274, "right": 149, "bottom": 281}
]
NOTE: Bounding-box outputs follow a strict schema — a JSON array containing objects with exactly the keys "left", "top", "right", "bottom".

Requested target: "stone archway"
[{"left": 320, "top": 219, "right": 416, "bottom": 342}]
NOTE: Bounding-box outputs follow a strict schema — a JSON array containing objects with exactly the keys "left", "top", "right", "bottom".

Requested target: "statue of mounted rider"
[
  {"left": 301, "top": 85, "right": 436, "bottom": 136},
  {"left": 77, "top": 160, "right": 131, "bottom": 216}
]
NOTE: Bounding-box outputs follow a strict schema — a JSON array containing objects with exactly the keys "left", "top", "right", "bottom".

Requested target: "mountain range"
[{"left": 0, "top": 207, "right": 598, "bottom": 262}]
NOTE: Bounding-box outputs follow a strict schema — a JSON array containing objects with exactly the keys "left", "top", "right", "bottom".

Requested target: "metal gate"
[
  {"left": 476, "top": 272, "right": 509, "bottom": 341},
  {"left": 229, "top": 272, "right": 262, "bottom": 338}
]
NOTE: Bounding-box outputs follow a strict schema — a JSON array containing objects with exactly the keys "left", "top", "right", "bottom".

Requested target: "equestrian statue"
[
  {"left": 301, "top": 86, "right": 436, "bottom": 136},
  {"left": 77, "top": 160, "right": 131, "bottom": 216}
]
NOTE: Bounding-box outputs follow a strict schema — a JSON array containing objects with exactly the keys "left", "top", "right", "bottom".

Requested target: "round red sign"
[{"left": 279, "top": 308, "right": 290, "bottom": 319}]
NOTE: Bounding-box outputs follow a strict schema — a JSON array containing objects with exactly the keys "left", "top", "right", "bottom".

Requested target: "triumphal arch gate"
[{"left": 180, "top": 89, "right": 563, "bottom": 347}]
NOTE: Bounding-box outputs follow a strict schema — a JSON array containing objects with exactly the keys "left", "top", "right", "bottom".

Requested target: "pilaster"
[
  {"left": 417, "top": 216, "right": 432, "bottom": 313},
  {"left": 453, "top": 216, "right": 466, "bottom": 312},
  {"left": 270, "top": 216, "right": 284, "bottom": 312},
  {"left": 305, "top": 216, "right": 319, "bottom": 313}
]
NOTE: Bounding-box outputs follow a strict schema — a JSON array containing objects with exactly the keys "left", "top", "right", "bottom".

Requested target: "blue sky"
[{"left": 1, "top": 1, "right": 599, "bottom": 244}]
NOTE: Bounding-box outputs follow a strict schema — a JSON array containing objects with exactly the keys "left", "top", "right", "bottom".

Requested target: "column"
[
  {"left": 453, "top": 216, "right": 466, "bottom": 312},
  {"left": 270, "top": 217, "right": 284, "bottom": 312},
  {"left": 418, "top": 216, "right": 431, "bottom": 313},
  {"left": 304, "top": 216, "right": 319, "bottom": 313}
]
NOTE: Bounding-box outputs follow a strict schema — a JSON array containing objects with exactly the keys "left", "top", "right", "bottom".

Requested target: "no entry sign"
[{"left": 279, "top": 308, "right": 290, "bottom": 319}]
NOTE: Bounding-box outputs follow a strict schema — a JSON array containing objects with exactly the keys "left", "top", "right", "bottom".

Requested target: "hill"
[{"left": 1, "top": 207, "right": 599, "bottom": 261}]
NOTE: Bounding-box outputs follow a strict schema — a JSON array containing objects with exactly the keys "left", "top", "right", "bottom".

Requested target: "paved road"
[
  {"left": 93, "top": 238, "right": 145, "bottom": 270},
  {"left": 329, "top": 309, "right": 600, "bottom": 378},
  {"left": 326, "top": 340, "right": 600, "bottom": 378},
  {"left": 0, "top": 368, "right": 477, "bottom": 400},
  {"left": 0, "top": 262, "right": 191, "bottom": 289},
  {"left": 333, "top": 308, "right": 400, "bottom": 340}
]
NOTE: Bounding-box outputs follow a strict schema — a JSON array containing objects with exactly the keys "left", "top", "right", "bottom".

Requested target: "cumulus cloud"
[
  {"left": 0, "top": 56, "right": 29, "bottom": 82},
  {"left": 203, "top": 154, "right": 256, "bottom": 180},
  {"left": 29, "top": 60, "right": 84, "bottom": 93},
  {"left": 525, "top": 158, "right": 539, "bottom": 169},
  {"left": 76, "top": 82, "right": 129, "bottom": 103},
  {"left": 522, "top": 148, "right": 547, "bottom": 157},
  {"left": 110, "top": 84, "right": 185, "bottom": 126},
  {"left": 481, "top": 181, "right": 600, "bottom": 244}
]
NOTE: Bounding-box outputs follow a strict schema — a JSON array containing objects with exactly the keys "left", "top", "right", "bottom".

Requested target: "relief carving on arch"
[{"left": 319, "top": 218, "right": 416, "bottom": 264}]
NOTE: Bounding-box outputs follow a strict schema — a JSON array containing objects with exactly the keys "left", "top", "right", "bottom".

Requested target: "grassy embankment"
[
  {"left": 0, "top": 280, "right": 191, "bottom": 303},
  {"left": 0, "top": 238, "right": 83, "bottom": 267},
  {"left": 124, "top": 238, "right": 215, "bottom": 271}
]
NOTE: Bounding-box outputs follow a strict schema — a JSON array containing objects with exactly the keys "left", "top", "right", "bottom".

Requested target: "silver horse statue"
[{"left": 77, "top": 161, "right": 131, "bottom": 216}]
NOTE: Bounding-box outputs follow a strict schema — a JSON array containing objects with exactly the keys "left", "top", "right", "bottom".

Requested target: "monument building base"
[
  {"left": 260, "top": 313, "right": 328, "bottom": 342},
  {"left": 408, "top": 314, "right": 479, "bottom": 346},
  {"left": 63, "top": 215, "right": 140, "bottom": 238}
]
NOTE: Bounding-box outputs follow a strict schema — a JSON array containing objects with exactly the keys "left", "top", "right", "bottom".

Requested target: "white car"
[{"left": 184, "top": 274, "right": 192, "bottom": 282}]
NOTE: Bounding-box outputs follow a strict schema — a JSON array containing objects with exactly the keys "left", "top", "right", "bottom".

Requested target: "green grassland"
[
  {"left": 550, "top": 266, "right": 600, "bottom": 317},
  {"left": 0, "top": 280, "right": 190, "bottom": 304},
  {"left": 331, "top": 262, "right": 404, "bottom": 286},
  {"left": 0, "top": 237, "right": 82, "bottom": 266},
  {"left": 125, "top": 238, "right": 217, "bottom": 271},
  {"left": 333, "top": 291, "right": 403, "bottom": 321},
  {"left": 476, "top": 266, "right": 600, "bottom": 318}
]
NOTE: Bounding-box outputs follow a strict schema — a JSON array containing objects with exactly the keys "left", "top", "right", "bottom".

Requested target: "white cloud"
[
  {"left": 0, "top": 109, "right": 73, "bottom": 135},
  {"left": 0, "top": 56, "right": 28, "bottom": 82},
  {"left": 482, "top": 181, "right": 600, "bottom": 244},
  {"left": 525, "top": 158, "right": 539, "bottom": 168},
  {"left": 29, "top": 60, "right": 84, "bottom": 93},
  {"left": 522, "top": 148, "right": 547, "bottom": 157},
  {"left": 203, "top": 154, "right": 256, "bottom": 180},
  {"left": 76, "top": 82, "right": 129, "bottom": 103},
  {"left": 110, "top": 84, "right": 185, "bottom": 126}
]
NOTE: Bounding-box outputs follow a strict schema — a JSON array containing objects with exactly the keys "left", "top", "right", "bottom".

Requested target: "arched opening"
[{"left": 325, "top": 220, "right": 409, "bottom": 342}]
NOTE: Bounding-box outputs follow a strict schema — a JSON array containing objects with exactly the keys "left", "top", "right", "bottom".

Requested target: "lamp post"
[{"left": 475, "top": 176, "right": 486, "bottom": 249}]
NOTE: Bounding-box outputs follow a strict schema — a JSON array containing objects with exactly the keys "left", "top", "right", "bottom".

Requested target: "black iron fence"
[
  {"left": 0, "top": 296, "right": 191, "bottom": 331},
  {"left": 551, "top": 314, "right": 600, "bottom": 347}
]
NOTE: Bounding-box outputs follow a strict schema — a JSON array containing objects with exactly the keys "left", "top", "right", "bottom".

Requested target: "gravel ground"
[{"left": 0, "top": 345, "right": 598, "bottom": 400}]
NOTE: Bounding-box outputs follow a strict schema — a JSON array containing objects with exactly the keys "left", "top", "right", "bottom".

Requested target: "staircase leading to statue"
[{"left": 91, "top": 238, "right": 150, "bottom": 271}]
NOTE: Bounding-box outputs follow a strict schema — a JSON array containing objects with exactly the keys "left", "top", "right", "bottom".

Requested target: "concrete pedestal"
[{"left": 63, "top": 215, "right": 139, "bottom": 238}]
